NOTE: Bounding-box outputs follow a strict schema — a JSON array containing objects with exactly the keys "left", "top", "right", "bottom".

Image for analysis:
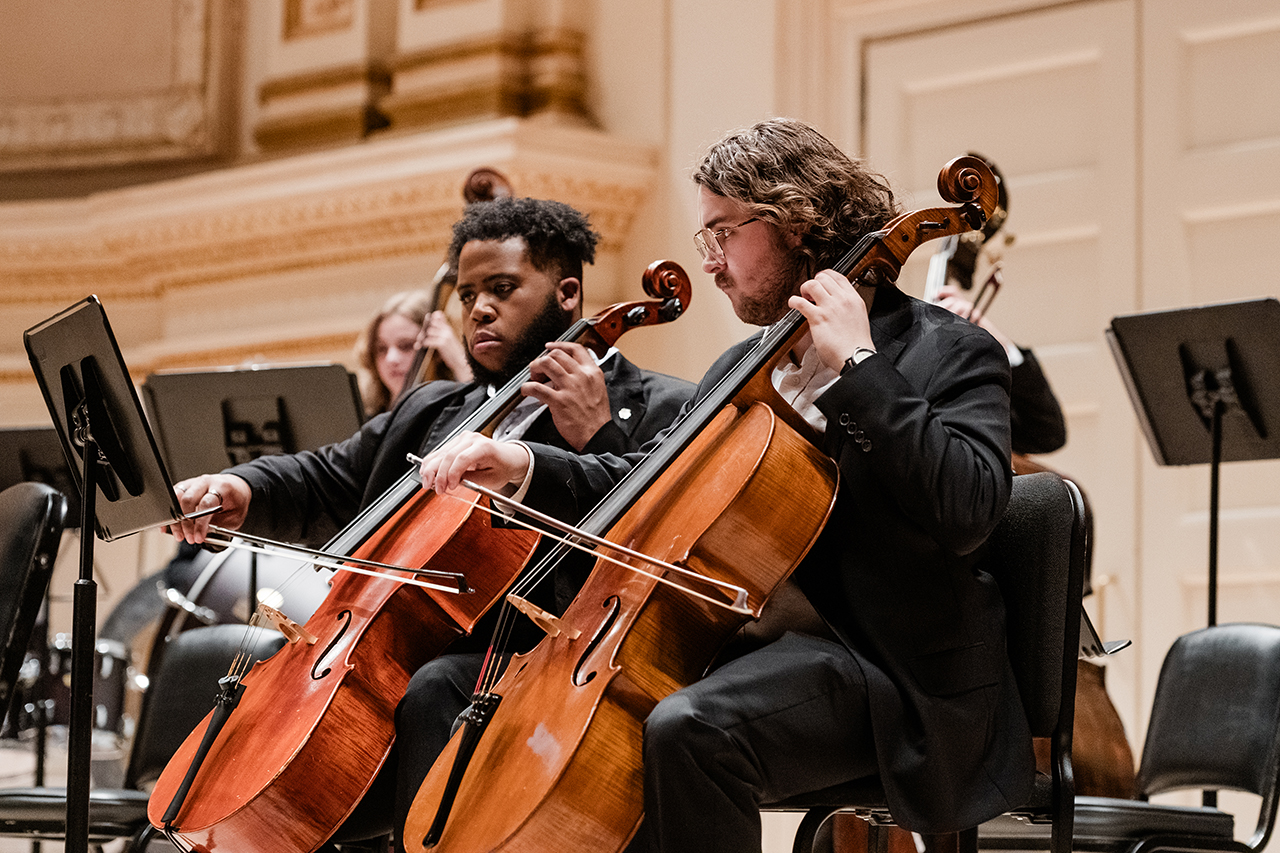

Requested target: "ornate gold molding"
[
  {"left": 259, "top": 63, "right": 373, "bottom": 102},
  {"left": 0, "top": 119, "right": 657, "bottom": 410},
  {"left": 0, "top": 0, "right": 237, "bottom": 172},
  {"left": 255, "top": 62, "right": 387, "bottom": 152},
  {"left": 284, "top": 0, "right": 356, "bottom": 40},
  {"left": 382, "top": 27, "right": 593, "bottom": 132}
]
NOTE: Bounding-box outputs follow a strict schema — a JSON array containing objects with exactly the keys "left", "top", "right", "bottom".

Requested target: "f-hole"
[
  {"left": 572, "top": 596, "right": 620, "bottom": 686},
  {"left": 312, "top": 610, "right": 352, "bottom": 680}
]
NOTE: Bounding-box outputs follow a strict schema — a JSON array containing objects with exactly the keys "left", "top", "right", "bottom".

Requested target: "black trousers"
[
  {"left": 389, "top": 635, "right": 876, "bottom": 853},
  {"left": 634, "top": 631, "right": 879, "bottom": 853},
  {"left": 392, "top": 652, "right": 488, "bottom": 853}
]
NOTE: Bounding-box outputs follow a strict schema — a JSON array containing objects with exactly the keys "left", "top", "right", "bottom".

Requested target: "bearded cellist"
[
  {"left": 417, "top": 118, "right": 1036, "bottom": 853},
  {"left": 162, "top": 197, "right": 694, "bottom": 850}
]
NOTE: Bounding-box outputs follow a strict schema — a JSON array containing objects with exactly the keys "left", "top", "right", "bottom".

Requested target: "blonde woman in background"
[{"left": 355, "top": 289, "right": 473, "bottom": 417}]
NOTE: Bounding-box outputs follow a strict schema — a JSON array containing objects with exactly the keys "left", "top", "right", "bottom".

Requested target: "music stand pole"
[
  {"left": 1207, "top": 401, "right": 1222, "bottom": 627},
  {"left": 66, "top": 415, "right": 98, "bottom": 853}
]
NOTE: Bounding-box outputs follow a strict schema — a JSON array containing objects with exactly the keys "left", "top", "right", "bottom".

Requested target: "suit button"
[
  {"left": 853, "top": 429, "right": 864, "bottom": 441},
  {"left": 839, "top": 413, "right": 851, "bottom": 426},
  {"left": 860, "top": 439, "right": 873, "bottom": 452}
]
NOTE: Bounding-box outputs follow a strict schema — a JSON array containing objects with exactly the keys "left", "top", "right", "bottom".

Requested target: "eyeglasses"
[{"left": 693, "top": 217, "right": 759, "bottom": 263}]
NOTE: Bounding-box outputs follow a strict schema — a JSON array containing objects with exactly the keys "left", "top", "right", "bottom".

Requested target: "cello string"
[{"left": 427, "top": 400, "right": 708, "bottom": 696}]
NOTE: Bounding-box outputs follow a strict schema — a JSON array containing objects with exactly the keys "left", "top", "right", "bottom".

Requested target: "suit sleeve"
[
  {"left": 582, "top": 369, "right": 695, "bottom": 456},
  {"left": 1008, "top": 347, "right": 1067, "bottom": 455},
  {"left": 224, "top": 381, "right": 461, "bottom": 545},
  {"left": 815, "top": 323, "right": 1013, "bottom": 556},
  {"left": 525, "top": 347, "right": 740, "bottom": 524}
]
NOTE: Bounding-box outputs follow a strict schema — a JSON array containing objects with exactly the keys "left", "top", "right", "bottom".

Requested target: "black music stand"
[
  {"left": 140, "top": 363, "right": 364, "bottom": 621},
  {"left": 1107, "top": 297, "right": 1280, "bottom": 627},
  {"left": 140, "top": 364, "right": 364, "bottom": 482},
  {"left": 24, "top": 296, "right": 194, "bottom": 853}
]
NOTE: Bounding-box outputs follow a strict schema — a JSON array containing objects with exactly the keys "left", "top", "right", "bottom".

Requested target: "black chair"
[
  {"left": 0, "top": 623, "right": 286, "bottom": 852},
  {"left": 1, "top": 482, "right": 68, "bottom": 733},
  {"left": 983, "top": 622, "right": 1280, "bottom": 853},
  {"left": 765, "top": 470, "right": 1088, "bottom": 853}
]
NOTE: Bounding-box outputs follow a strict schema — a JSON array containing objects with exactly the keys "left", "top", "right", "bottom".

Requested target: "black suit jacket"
[
  {"left": 1010, "top": 347, "right": 1067, "bottom": 455},
  {"left": 523, "top": 286, "right": 1035, "bottom": 833}
]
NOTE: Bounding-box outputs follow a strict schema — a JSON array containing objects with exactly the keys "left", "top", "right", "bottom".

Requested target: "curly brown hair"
[{"left": 693, "top": 118, "right": 901, "bottom": 277}]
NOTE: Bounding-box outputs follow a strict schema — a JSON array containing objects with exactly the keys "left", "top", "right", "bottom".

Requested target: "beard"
[
  {"left": 465, "top": 291, "right": 576, "bottom": 387},
  {"left": 722, "top": 249, "right": 810, "bottom": 326}
]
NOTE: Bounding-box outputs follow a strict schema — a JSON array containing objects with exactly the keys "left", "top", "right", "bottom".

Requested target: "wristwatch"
[{"left": 840, "top": 347, "right": 876, "bottom": 375}]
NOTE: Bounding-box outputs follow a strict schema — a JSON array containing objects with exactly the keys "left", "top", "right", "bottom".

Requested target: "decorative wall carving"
[
  {"left": 382, "top": 2, "right": 593, "bottom": 133},
  {"left": 0, "top": 0, "right": 237, "bottom": 172},
  {"left": 0, "top": 119, "right": 657, "bottom": 423},
  {"left": 284, "top": 0, "right": 356, "bottom": 40}
]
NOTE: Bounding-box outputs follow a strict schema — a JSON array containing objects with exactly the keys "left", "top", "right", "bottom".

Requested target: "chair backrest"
[
  {"left": 1137, "top": 623, "right": 1280, "bottom": 850},
  {"left": 981, "top": 472, "right": 1087, "bottom": 853},
  {"left": 0, "top": 482, "right": 68, "bottom": 723},
  {"left": 125, "top": 623, "right": 287, "bottom": 790},
  {"left": 984, "top": 472, "right": 1087, "bottom": 742}
]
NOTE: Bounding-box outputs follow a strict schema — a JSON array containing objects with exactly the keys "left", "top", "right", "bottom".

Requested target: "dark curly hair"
[
  {"left": 446, "top": 196, "right": 599, "bottom": 283},
  {"left": 694, "top": 118, "right": 901, "bottom": 277}
]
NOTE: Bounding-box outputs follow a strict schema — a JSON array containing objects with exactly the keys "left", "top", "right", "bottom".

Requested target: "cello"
[
  {"left": 146, "top": 259, "right": 693, "bottom": 853},
  {"left": 403, "top": 156, "right": 1002, "bottom": 853}
]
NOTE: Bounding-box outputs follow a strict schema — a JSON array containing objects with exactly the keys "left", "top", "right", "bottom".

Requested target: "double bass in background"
[
  {"left": 147, "top": 196, "right": 696, "bottom": 853},
  {"left": 830, "top": 153, "right": 1136, "bottom": 853},
  {"left": 922, "top": 153, "right": 1066, "bottom": 459},
  {"left": 405, "top": 130, "right": 1016, "bottom": 853},
  {"left": 921, "top": 154, "right": 1136, "bottom": 798}
]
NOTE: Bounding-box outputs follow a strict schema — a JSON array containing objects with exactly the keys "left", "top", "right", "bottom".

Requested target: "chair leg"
[
  {"left": 866, "top": 824, "right": 893, "bottom": 853},
  {"left": 126, "top": 823, "right": 160, "bottom": 853},
  {"left": 922, "top": 831, "right": 961, "bottom": 853},
  {"left": 794, "top": 808, "right": 838, "bottom": 853}
]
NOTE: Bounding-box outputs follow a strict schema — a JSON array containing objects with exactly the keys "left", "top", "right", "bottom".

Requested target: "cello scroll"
[
  {"left": 581, "top": 260, "right": 692, "bottom": 350},
  {"left": 854, "top": 155, "right": 997, "bottom": 286}
]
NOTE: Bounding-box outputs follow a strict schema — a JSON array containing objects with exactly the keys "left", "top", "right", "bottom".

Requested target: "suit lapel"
[
  {"left": 867, "top": 286, "right": 915, "bottom": 365},
  {"left": 420, "top": 383, "right": 490, "bottom": 453}
]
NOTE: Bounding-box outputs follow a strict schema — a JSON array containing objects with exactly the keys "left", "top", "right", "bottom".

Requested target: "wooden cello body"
[
  {"left": 410, "top": 402, "right": 837, "bottom": 852},
  {"left": 403, "top": 156, "right": 1003, "bottom": 853},
  {"left": 147, "top": 491, "right": 540, "bottom": 852},
  {"left": 147, "top": 261, "right": 693, "bottom": 853}
]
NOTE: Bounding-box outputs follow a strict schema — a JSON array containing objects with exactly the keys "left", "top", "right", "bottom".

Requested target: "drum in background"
[
  {"left": 47, "top": 635, "right": 136, "bottom": 754},
  {"left": 0, "top": 653, "right": 47, "bottom": 740}
]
